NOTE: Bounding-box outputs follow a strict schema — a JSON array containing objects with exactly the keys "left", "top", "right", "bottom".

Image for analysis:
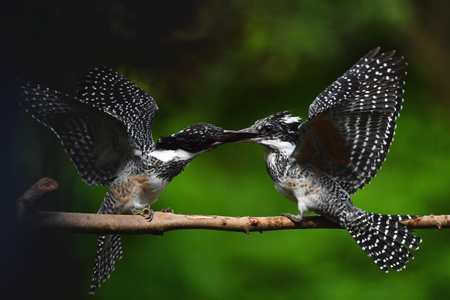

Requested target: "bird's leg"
[
  {"left": 282, "top": 204, "right": 304, "bottom": 223},
  {"left": 132, "top": 205, "right": 154, "bottom": 222},
  {"left": 282, "top": 213, "right": 303, "bottom": 223}
]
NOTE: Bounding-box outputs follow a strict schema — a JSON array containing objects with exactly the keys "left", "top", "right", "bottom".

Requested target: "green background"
[{"left": 1, "top": 1, "right": 449, "bottom": 299}]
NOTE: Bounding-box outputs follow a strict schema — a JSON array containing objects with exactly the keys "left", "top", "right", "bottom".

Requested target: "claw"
[
  {"left": 283, "top": 213, "right": 303, "bottom": 223},
  {"left": 161, "top": 207, "right": 174, "bottom": 213},
  {"left": 144, "top": 209, "right": 154, "bottom": 222},
  {"left": 132, "top": 205, "right": 154, "bottom": 222}
]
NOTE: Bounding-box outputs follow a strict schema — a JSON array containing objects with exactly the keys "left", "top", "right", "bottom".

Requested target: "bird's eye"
[{"left": 263, "top": 125, "right": 274, "bottom": 133}]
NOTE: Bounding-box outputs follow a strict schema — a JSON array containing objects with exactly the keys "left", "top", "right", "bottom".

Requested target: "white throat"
[
  {"left": 261, "top": 140, "right": 296, "bottom": 156},
  {"left": 148, "top": 148, "right": 198, "bottom": 163}
]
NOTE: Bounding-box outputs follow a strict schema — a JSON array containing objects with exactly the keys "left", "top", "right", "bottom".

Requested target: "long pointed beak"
[
  {"left": 211, "top": 130, "right": 261, "bottom": 146},
  {"left": 221, "top": 130, "right": 261, "bottom": 142}
]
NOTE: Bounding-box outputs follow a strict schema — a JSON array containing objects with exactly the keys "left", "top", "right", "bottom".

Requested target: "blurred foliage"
[{"left": 1, "top": 0, "right": 449, "bottom": 299}]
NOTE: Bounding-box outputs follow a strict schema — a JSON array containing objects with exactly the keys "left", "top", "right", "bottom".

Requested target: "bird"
[
  {"left": 18, "top": 67, "right": 258, "bottom": 293},
  {"left": 237, "top": 48, "right": 422, "bottom": 272}
]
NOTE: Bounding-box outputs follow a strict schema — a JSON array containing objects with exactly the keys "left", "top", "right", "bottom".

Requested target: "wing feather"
[
  {"left": 77, "top": 67, "right": 158, "bottom": 154},
  {"left": 293, "top": 49, "right": 406, "bottom": 194},
  {"left": 19, "top": 82, "right": 133, "bottom": 185}
]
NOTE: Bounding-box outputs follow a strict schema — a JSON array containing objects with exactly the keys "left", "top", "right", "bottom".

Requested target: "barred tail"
[
  {"left": 89, "top": 234, "right": 123, "bottom": 294},
  {"left": 347, "top": 212, "right": 422, "bottom": 272},
  {"left": 90, "top": 191, "right": 123, "bottom": 294}
]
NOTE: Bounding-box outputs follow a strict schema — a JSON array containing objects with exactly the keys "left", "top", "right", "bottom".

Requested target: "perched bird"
[
  {"left": 18, "top": 67, "right": 258, "bottom": 293},
  {"left": 239, "top": 48, "right": 422, "bottom": 272}
]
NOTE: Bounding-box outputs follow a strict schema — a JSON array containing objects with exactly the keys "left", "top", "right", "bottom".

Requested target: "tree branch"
[
  {"left": 18, "top": 178, "right": 449, "bottom": 234},
  {"left": 17, "top": 178, "right": 58, "bottom": 224},
  {"left": 29, "top": 211, "right": 449, "bottom": 235}
]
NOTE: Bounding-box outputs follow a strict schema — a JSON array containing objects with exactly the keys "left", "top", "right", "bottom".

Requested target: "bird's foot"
[
  {"left": 144, "top": 209, "right": 154, "bottom": 222},
  {"left": 282, "top": 213, "right": 303, "bottom": 223},
  {"left": 161, "top": 207, "right": 174, "bottom": 213},
  {"left": 133, "top": 206, "right": 154, "bottom": 222}
]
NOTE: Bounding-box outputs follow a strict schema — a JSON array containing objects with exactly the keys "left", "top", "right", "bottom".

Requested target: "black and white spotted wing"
[
  {"left": 19, "top": 82, "right": 132, "bottom": 186},
  {"left": 308, "top": 47, "right": 384, "bottom": 116},
  {"left": 292, "top": 48, "right": 406, "bottom": 194},
  {"left": 78, "top": 67, "right": 159, "bottom": 155}
]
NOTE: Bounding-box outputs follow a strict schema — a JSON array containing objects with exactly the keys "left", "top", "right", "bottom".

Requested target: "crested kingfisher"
[
  {"left": 18, "top": 67, "right": 258, "bottom": 293},
  {"left": 238, "top": 48, "right": 422, "bottom": 272}
]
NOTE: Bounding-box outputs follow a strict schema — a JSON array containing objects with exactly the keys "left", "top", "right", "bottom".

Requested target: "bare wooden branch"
[
  {"left": 400, "top": 214, "right": 450, "bottom": 230},
  {"left": 17, "top": 178, "right": 58, "bottom": 223},
  {"left": 30, "top": 211, "right": 449, "bottom": 235},
  {"left": 20, "top": 178, "right": 449, "bottom": 235}
]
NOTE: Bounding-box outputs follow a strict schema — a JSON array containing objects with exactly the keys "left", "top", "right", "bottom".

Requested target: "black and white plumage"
[
  {"left": 239, "top": 48, "right": 422, "bottom": 272},
  {"left": 18, "top": 68, "right": 258, "bottom": 294}
]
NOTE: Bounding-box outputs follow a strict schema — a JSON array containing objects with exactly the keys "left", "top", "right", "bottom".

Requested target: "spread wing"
[
  {"left": 19, "top": 82, "right": 133, "bottom": 186},
  {"left": 292, "top": 49, "right": 406, "bottom": 194},
  {"left": 309, "top": 47, "right": 384, "bottom": 116},
  {"left": 77, "top": 67, "right": 158, "bottom": 155}
]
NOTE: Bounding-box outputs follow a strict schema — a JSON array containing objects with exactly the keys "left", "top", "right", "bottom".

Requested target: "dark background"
[{"left": 1, "top": 1, "right": 449, "bottom": 299}]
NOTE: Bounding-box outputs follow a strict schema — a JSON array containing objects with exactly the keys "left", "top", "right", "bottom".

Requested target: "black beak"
[{"left": 211, "top": 130, "right": 260, "bottom": 146}]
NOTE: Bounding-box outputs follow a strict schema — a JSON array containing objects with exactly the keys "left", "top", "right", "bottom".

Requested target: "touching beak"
[
  {"left": 211, "top": 130, "right": 261, "bottom": 146},
  {"left": 234, "top": 128, "right": 265, "bottom": 143}
]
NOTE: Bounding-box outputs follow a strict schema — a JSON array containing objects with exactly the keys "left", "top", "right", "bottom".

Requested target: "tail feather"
[
  {"left": 347, "top": 213, "right": 421, "bottom": 272},
  {"left": 90, "top": 234, "right": 123, "bottom": 294},
  {"left": 90, "top": 191, "right": 124, "bottom": 294},
  {"left": 373, "top": 214, "right": 421, "bottom": 250}
]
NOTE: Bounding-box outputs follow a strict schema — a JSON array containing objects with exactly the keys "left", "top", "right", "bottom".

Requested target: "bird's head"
[
  {"left": 155, "top": 122, "right": 260, "bottom": 155},
  {"left": 237, "top": 111, "right": 301, "bottom": 153}
]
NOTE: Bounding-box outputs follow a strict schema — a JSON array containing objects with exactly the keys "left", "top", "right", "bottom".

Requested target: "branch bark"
[
  {"left": 18, "top": 178, "right": 449, "bottom": 234},
  {"left": 17, "top": 178, "right": 58, "bottom": 224},
  {"left": 29, "top": 211, "right": 449, "bottom": 235}
]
